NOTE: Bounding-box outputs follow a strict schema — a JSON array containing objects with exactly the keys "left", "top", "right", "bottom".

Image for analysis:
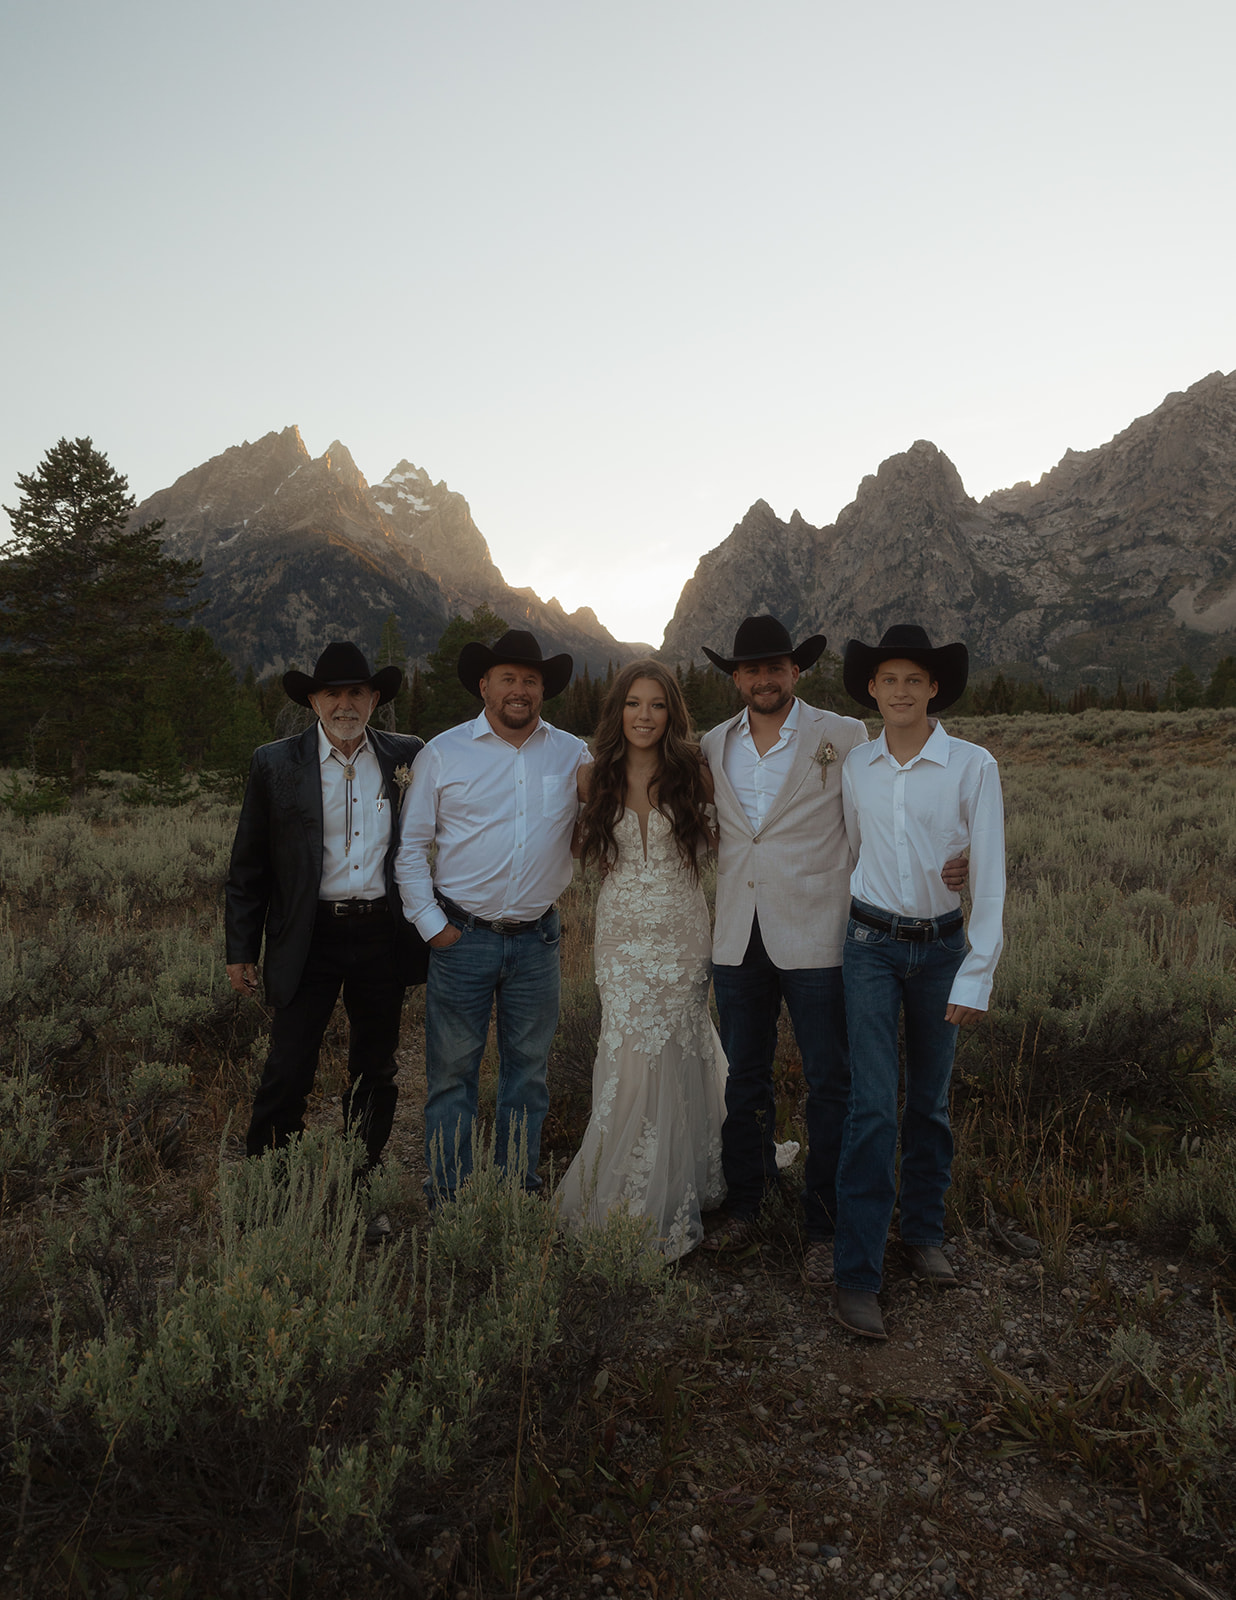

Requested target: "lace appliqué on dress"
[{"left": 556, "top": 809, "right": 729, "bottom": 1261}]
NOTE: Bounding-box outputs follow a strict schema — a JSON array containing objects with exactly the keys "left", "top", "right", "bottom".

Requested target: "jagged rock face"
[
  {"left": 370, "top": 461, "right": 496, "bottom": 597},
  {"left": 139, "top": 428, "right": 446, "bottom": 680},
  {"left": 369, "top": 459, "right": 651, "bottom": 664},
  {"left": 663, "top": 501, "right": 823, "bottom": 662},
  {"left": 136, "top": 431, "right": 643, "bottom": 679},
  {"left": 662, "top": 370, "right": 1236, "bottom": 687}
]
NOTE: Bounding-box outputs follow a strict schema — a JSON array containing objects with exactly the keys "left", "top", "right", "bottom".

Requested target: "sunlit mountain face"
[{"left": 133, "top": 426, "right": 650, "bottom": 680}]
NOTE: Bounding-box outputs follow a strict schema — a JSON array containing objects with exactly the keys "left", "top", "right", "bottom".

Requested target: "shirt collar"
[
  {"left": 471, "top": 708, "right": 546, "bottom": 742},
  {"left": 871, "top": 718, "right": 949, "bottom": 769},
  {"left": 317, "top": 723, "right": 372, "bottom": 766},
  {"left": 737, "top": 695, "right": 801, "bottom": 741}
]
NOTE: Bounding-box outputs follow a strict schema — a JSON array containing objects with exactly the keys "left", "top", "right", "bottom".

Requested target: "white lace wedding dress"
[{"left": 556, "top": 807, "right": 727, "bottom": 1259}]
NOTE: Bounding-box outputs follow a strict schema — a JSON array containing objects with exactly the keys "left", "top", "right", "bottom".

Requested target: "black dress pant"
[{"left": 245, "top": 907, "right": 405, "bottom": 1167}]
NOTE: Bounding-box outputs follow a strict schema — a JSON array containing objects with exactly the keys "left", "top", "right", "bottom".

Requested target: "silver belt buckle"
[{"left": 489, "top": 917, "right": 515, "bottom": 935}]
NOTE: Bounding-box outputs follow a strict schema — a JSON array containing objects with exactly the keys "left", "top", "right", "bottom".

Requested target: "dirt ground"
[{"left": 287, "top": 1005, "right": 1234, "bottom": 1600}]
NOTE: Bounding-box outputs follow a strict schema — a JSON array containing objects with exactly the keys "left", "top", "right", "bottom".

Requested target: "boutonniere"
[
  {"left": 392, "top": 764, "right": 415, "bottom": 805},
  {"left": 812, "top": 739, "right": 838, "bottom": 787}
]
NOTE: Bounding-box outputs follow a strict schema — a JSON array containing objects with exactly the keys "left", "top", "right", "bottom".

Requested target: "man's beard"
[
  {"left": 494, "top": 700, "right": 535, "bottom": 729},
  {"left": 324, "top": 711, "right": 365, "bottom": 740},
  {"left": 742, "top": 684, "right": 793, "bottom": 715}
]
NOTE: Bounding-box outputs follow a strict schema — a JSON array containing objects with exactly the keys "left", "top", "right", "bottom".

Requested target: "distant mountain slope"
[
  {"left": 661, "top": 370, "right": 1236, "bottom": 688},
  {"left": 136, "top": 428, "right": 645, "bottom": 679}
]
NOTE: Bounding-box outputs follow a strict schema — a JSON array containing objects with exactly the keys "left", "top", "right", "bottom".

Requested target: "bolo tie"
[{"left": 333, "top": 752, "right": 357, "bottom": 854}]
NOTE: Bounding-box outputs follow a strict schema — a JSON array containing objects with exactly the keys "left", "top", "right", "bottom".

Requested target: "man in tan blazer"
[
  {"left": 700, "top": 617, "right": 869, "bottom": 1279},
  {"left": 700, "top": 616, "right": 966, "bottom": 1282}
]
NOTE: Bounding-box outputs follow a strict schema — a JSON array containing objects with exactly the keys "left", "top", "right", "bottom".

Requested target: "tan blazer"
[{"left": 703, "top": 701, "right": 869, "bottom": 970}]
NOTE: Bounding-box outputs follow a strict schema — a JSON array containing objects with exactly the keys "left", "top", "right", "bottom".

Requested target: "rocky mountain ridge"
[
  {"left": 661, "top": 369, "right": 1236, "bottom": 688},
  {"left": 136, "top": 427, "right": 644, "bottom": 679}
]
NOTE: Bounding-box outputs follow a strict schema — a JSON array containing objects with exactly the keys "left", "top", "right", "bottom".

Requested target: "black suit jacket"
[{"left": 225, "top": 724, "right": 426, "bottom": 1008}]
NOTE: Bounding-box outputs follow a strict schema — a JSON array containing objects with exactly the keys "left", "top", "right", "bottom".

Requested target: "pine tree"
[
  {"left": 1, "top": 437, "right": 201, "bottom": 791},
  {"left": 418, "top": 605, "right": 510, "bottom": 738},
  {"left": 1164, "top": 664, "right": 1202, "bottom": 710},
  {"left": 376, "top": 611, "right": 414, "bottom": 732},
  {"left": 1204, "top": 656, "right": 1236, "bottom": 709}
]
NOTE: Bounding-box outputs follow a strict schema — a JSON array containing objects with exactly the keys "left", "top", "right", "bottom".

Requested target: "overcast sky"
[{"left": 3, "top": 0, "right": 1233, "bottom": 647}]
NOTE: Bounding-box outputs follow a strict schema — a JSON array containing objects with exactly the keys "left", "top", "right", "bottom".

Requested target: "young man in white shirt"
[
  {"left": 832, "top": 625, "right": 1006, "bottom": 1341},
  {"left": 396, "top": 630, "right": 589, "bottom": 1201}
]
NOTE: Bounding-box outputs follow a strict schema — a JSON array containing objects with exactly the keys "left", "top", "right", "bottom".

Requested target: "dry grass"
[{"left": 2, "top": 716, "right": 1236, "bottom": 1596}]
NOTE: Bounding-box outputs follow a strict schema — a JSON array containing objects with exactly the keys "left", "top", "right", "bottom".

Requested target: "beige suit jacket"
[{"left": 702, "top": 701, "right": 869, "bottom": 970}]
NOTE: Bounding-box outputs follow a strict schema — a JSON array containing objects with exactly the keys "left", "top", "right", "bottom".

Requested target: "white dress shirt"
[
  {"left": 841, "top": 720, "right": 1006, "bottom": 1010},
  {"left": 395, "top": 711, "right": 590, "bottom": 941},
  {"left": 316, "top": 725, "right": 391, "bottom": 900},
  {"left": 721, "top": 696, "right": 801, "bottom": 833}
]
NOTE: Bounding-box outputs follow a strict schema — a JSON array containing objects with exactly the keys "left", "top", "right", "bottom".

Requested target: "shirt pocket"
[{"left": 541, "top": 773, "right": 578, "bottom": 821}]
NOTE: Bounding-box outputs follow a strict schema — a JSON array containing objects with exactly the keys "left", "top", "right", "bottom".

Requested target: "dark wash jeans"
[
  {"left": 711, "top": 915, "right": 850, "bottom": 1239},
  {"left": 423, "top": 908, "right": 561, "bottom": 1198},
  {"left": 833, "top": 900, "right": 967, "bottom": 1294},
  {"left": 246, "top": 908, "right": 404, "bottom": 1168}
]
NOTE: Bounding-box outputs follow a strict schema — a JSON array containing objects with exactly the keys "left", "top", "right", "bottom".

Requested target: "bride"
[{"left": 555, "top": 661, "right": 727, "bottom": 1259}]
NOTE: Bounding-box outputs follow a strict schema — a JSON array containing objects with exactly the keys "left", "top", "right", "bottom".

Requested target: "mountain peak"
[
  {"left": 131, "top": 428, "right": 648, "bottom": 681},
  {"left": 661, "top": 367, "right": 1236, "bottom": 690}
]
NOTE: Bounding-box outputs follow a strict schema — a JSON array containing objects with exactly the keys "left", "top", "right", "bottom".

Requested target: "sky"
[{"left": 3, "top": 0, "right": 1234, "bottom": 648}]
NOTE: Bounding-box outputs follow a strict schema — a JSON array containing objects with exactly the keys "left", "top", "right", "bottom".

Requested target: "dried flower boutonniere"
[
  {"left": 812, "top": 738, "right": 838, "bottom": 787},
  {"left": 392, "top": 764, "right": 415, "bottom": 805}
]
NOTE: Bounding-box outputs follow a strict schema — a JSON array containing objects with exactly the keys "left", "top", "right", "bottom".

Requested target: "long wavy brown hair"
[{"left": 578, "top": 660, "right": 711, "bottom": 879}]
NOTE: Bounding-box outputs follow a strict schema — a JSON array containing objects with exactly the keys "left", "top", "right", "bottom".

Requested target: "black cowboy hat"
[
  {"left": 842, "top": 625, "right": 969, "bottom": 713},
  {"left": 702, "top": 615, "right": 828, "bottom": 675},
  {"left": 457, "top": 629, "right": 574, "bottom": 701},
  {"left": 283, "top": 641, "right": 403, "bottom": 708}
]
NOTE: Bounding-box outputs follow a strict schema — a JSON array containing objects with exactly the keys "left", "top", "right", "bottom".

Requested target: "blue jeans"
[
  {"left": 423, "top": 909, "right": 561, "bottom": 1198},
  {"left": 834, "top": 901, "right": 967, "bottom": 1294},
  {"left": 712, "top": 915, "right": 850, "bottom": 1238}
]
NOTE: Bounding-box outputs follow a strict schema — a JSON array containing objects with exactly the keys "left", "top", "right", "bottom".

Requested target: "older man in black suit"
[{"left": 226, "top": 642, "right": 426, "bottom": 1201}]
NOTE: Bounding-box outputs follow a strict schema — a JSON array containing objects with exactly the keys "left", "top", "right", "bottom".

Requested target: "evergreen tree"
[
  {"left": 204, "top": 693, "right": 275, "bottom": 800},
  {"left": 127, "top": 625, "right": 238, "bottom": 771},
  {"left": 1204, "top": 656, "right": 1236, "bottom": 708},
  {"left": 126, "top": 712, "right": 195, "bottom": 807},
  {"left": 678, "top": 660, "right": 742, "bottom": 730},
  {"left": 1, "top": 437, "right": 201, "bottom": 791},
  {"left": 1067, "top": 683, "right": 1102, "bottom": 714},
  {"left": 376, "top": 611, "right": 414, "bottom": 732},
  {"left": 1164, "top": 664, "right": 1202, "bottom": 710},
  {"left": 970, "top": 673, "right": 1017, "bottom": 716},
  {"left": 795, "top": 650, "right": 849, "bottom": 714},
  {"left": 406, "top": 663, "right": 427, "bottom": 734},
  {"left": 419, "top": 605, "right": 509, "bottom": 738}
]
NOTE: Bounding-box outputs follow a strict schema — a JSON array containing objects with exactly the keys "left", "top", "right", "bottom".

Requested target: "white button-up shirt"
[
  {"left": 722, "top": 696, "right": 801, "bottom": 833},
  {"left": 317, "top": 725, "right": 391, "bottom": 900},
  {"left": 841, "top": 720, "right": 1006, "bottom": 1010},
  {"left": 395, "top": 711, "right": 590, "bottom": 941}
]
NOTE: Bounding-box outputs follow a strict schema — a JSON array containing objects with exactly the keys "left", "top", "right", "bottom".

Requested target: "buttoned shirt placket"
[
  {"left": 503, "top": 739, "right": 530, "bottom": 918},
  {"left": 888, "top": 753, "right": 919, "bottom": 903},
  {"left": 730, "top": 698, "right": 800, "bottom": 834}
]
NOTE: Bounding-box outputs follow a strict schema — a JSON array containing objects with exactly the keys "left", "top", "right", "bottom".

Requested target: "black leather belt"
[
  {"left": 318, "top": 898, "right": 389, "bottom": 918},
  {"left": 850, "top": 902, "right": 963, "bottom": 943},
  {"left": 437, "top": 896, "right": 551, "bottom": 936}
]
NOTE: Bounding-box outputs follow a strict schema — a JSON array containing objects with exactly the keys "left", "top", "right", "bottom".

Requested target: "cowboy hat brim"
[
  {"left": 702, "top": 633, "right": 828, "bottom": 675},
  {"left": 284, "top": 664, "right": 403, "bottom": 708},
  {"left": 457, "top": 641, "right": 574, "bottom": 702},
  {"left": 842, "top": 638, "right": 969, "bottom": 713}
]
